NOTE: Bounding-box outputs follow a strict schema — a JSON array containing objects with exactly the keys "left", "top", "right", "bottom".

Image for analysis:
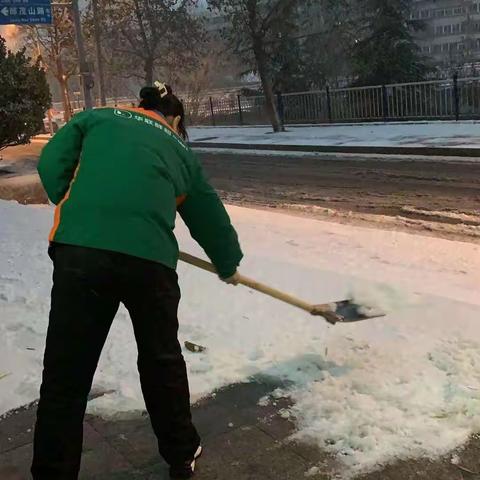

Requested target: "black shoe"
[{"left": 170, "top": 446, "right": 203, "bottom": 479}]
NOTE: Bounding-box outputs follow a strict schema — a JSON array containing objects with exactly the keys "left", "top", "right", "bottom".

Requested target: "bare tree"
[
  {"left": 101, "top": 0, "right": 204, "bottom": 86},
  {"left": 207, "top": 0, "right": 306, "bottom": 132},
  {"left": 174, "top": 39, "right": 237, "bottom": 121},
  {"left": 21, "top": 7, "right": 77, "bottom": 122}
]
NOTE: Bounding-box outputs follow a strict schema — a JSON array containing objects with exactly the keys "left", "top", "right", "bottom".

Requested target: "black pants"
[{"left": 31, "top": 244, "right": 200, "bottom": 480}]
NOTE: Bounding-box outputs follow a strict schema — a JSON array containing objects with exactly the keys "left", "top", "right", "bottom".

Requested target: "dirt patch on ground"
[
  {"left": 0, "top": 175, "right": 48, "bottom": 205},
  {"left": 0, "top": 144, "right": 48, "bottom": 205}
]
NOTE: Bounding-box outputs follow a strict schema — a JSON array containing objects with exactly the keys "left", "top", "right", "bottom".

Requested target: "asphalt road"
[
  {"left": 2, "top": 143, "right": 479, "bottom": 239},
  {"left": 196, "top": 150, "right": 480, "bottom": 226}
]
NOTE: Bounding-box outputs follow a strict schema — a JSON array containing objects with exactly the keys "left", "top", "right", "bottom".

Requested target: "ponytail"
[{"left": 139, "top": 84, "right": 188, "bottom": 140}]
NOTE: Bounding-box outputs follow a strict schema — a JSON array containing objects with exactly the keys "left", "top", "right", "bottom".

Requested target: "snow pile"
[
  {"left": 1, "top": 200, "right": 480, "bottom": 476},
  {"left": 190, "top": 122, "right": 480, "bottom": 149},
  {"left": 282, "top": 202, "right": 480, "bottom": 241},
  {"left": 287, "top": 329, "right": 480, "bottom": 475},
  {"left": 401, "top": 206, "right": 480, "bottom": 224}
]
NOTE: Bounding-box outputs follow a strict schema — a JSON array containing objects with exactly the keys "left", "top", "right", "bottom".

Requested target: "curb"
[
  {"left": 191, "top": 119, "right": 480, "bottom": 129},
  {"left": 189, "top": 142, "right": 480, "bottom": 158}
]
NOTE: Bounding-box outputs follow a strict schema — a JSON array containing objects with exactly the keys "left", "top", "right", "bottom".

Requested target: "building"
[{"left": 411, "top": 0, "right": 480, "bottom": 71}]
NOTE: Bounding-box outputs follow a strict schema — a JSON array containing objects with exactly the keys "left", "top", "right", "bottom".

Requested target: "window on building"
[
  {"left": 435, "top": 9, "right": 451, "bottom": 18},
  {"left": 443, "top": 25, "right": 452, "bottom": 34},
  {"left": 433, "top": 44, "right": 442, "bottom": 53},
  {"left": 436, "top": 25, "right": 443, "bottom": 35},
  {"left": 453, "top": 7, "right": 465, "bottom": 15},
  {"left": 442, "top": 43, "right": 449, "bottom": 52},
  {"left": 420, "top": 9, "right": 430, "bottom": 18},
  {"left": 422, "top": 45, "right": 432, "bottom": 54}
]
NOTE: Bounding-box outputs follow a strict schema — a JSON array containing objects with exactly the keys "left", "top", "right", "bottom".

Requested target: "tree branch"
[
  {"left": 132, "top": 0, "right": 152, "bottom": 55},
  {"left": 261, "top": 0, "right": 298, "bottom": 32}
]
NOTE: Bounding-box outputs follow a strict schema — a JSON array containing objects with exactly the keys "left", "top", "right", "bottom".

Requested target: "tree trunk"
[
  {"left": 60, "top": 78, "right": 72, "bottom": 122},
  {"left": 144, "top": 57, "right": 154, "bottom": 86},
  {"left": 56, "top": 57, "right": 72, "bottom": 122},
  {"left": 253, "top": 40, "right": 284, "bottom": 133}
]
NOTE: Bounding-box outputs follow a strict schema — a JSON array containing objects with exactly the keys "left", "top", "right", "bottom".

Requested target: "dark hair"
[{"left": 139, "top": 85, "right": 188, "bottom": 140}]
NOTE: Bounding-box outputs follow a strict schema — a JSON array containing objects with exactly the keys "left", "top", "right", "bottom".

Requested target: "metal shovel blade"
[{"left": 312, "top": 300, "right": 385, "bottom": 324}]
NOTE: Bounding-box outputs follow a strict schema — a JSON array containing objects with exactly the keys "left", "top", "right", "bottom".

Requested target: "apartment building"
[{"left": 411, "top": 0, "right": 480, "bottom": 68}]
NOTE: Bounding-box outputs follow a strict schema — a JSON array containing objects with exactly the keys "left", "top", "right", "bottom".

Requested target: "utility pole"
[
  {"left": 71, "top": 0, "right": 94, "bottom": 109},
  {"left": 92, "top": 0, "right": 107, "bottom": 106}
]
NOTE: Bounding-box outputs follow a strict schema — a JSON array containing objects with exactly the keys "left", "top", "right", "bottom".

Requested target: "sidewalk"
[
  {"left": 189, "top": 122, "right": 480, "bottom": 157},
  {"left": 1, "top": 379, "right": 478, "bottom": 480},
  {"left": 189, "top": 122, "right": 480, "bottom": 148},
  {"left": 34, "top": 120, "right": 480, "bottom": 157},
  {"left": 0, "top": 379, "right": 332, "bottom": 480}
]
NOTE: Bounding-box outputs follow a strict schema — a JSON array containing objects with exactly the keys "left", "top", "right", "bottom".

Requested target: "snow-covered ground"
[
  {"left": 1, "top": 200, "right": 480, "bottom": 476},
  {"left": 190, "top": 121, "right": 480, "bottom": 149},
  {"left": 36, "top": 119, "right": 480, "bottom": 150}
]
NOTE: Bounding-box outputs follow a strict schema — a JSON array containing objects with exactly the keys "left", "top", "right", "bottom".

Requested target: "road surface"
[{"left": 1, "top": 143, "right": 479, "bottom": 241}]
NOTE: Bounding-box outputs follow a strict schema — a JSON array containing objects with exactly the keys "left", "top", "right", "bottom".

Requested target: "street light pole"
[{"left": 71, "top": 0, "right": 94, "bottom": 109}]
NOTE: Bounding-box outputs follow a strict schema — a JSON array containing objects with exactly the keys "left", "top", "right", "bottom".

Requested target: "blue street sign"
[{"left": 0, "top": 0, "right": 52, "bottom": 25}]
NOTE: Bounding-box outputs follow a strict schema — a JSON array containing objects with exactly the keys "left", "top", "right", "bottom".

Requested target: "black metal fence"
[{"left": 184, "top": 76, "right": 480, "bottom": 126}]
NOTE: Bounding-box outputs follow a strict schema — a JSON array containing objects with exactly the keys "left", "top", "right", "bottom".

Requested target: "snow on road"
[
  {"left": 190, "top": 121, "right": 480, "bottom": 149},
  {"left": 1, "top": 200, "right": 480, "bottom": 476}
]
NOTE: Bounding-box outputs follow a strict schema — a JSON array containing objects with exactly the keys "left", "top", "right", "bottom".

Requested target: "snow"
[
  {"left": 189, "top": 121, "right": 480, "bottom": 149},
  {"left": 281, "top": 203, "right": 480, "bottom": 241},
  {"left": 192, "top": 147, "right": 480, "bottom": 163},
  {"left": 305, "top": 466, "right": 321, "bottom": 477},
  {"left": 1, "top": 200, "right": 480, "bottom": 476},
  {"left": 36, "top": 121, "right": 480, "bottom": 153},
  {"left": 400, "top": 206, "right": 480, "bottom": 223}
]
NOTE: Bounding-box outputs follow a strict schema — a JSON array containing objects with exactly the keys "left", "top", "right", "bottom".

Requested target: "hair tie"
[{"left": 154, "top": 81, "right": 169, "bottom": 98}]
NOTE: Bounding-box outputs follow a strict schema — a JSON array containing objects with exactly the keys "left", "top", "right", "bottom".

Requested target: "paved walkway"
[
  {"left": 1, "top": 379, "right": 479, "bottom": 479},
  {"left": 0, "top": 379, "right": 331, "bottom": 480}
]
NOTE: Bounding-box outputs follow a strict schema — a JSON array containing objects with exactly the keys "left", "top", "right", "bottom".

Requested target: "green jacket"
[{"left": 38, "top": 107, "right": 243, "bottom": 278}]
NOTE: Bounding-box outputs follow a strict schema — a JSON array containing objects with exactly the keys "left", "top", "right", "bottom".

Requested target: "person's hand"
[{"left": 221, "top": 271, "right": 241, "bottom": 286}]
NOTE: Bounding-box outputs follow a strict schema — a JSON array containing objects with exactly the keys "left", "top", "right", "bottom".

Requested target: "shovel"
[{"left": 179, "top": 252, "right": 384, "bottom": 325}]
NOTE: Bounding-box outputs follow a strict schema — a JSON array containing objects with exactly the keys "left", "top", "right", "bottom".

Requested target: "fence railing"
[{"left": 185, "top": 76, "right": 480, "bottom": 126}]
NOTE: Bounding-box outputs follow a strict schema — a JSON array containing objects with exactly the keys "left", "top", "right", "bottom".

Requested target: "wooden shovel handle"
[
  {"left": 178, "top": 251, "right": 335, "bottom": 319},
  {"left": 236, "top": 274, "right": 317, "bottom": 313}
]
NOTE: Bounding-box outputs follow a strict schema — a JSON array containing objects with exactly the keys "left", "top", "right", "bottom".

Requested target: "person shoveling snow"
[{"left": 32, "top": 83, "right": 243, "bottom": 480}]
